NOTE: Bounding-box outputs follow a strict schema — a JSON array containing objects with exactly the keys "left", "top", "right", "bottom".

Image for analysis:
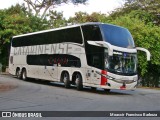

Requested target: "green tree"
[
  {"left": 68, "top": 12, "right": 107, "bottom": 24},
  {"left": 0, "top": 4, "right": 49, "bottom": 71},
  {"left": 48, "top": 10, "right": 67, "bottom": 28},
  {"left": 24, "top": 0, "right": 88, "bottom": 19},
  {"left": 111, "top": 0, "right": 160, "bottom": 26},
  {"left": 68, "top": 12, "right": 88, "bottom": 24}
]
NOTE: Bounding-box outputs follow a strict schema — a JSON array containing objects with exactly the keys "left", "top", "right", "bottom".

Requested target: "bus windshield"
[
  {"left": 101, "top": 24, "right": 135, "bottom": 48},
  {"left": 105, "top": 51, "right": 137, "bottom": 75}
]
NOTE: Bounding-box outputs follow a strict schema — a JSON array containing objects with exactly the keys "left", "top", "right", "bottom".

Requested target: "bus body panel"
[{"left": 9, "top": 22, "right": 150, "bottom": 91}]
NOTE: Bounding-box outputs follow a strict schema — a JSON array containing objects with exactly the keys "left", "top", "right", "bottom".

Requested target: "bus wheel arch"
[
  {"left": 60, "top": 71, "right": 70, "bottom": 88},
  {"left": 72, "top": 72, "right": 83, "bottom": 90}
]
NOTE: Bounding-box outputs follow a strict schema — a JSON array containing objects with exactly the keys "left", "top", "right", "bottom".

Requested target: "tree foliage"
[
  {"left": 48, "top": 11, "right": 67, "bottom": 28},
  {"left": 24, "top": 0, "right": 88, "bottom": 19},
  {"left": 68, "top": 12, "right": 107, "bottom": 24},
  {"left": 111, "top": 0, "right": 160, "bottom": 26},
  {"left": 0, "top": 4, "right": 49, "bottom": 70}
]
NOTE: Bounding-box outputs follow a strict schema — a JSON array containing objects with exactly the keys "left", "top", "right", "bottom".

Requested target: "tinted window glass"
[
  {"left": 85, "top": 44, "right": 105, "bottom": 69},
  {"left": 82, "top": 25, "right": 102, "bottom": 41},
  {"left": 61, "top": 27, "right": 83, "bottom": 44},
  {"left": 27, "top": 54, "right": 81, "bottom": 67},
  {"left": 101, "top": 24, "right": 135, "bottom": 48},
  {"left": 82, "top": 25, "right": 104, "bottom": 69},
  {"left": 12, "top": 27, "right": 82, "bottom": 47}
]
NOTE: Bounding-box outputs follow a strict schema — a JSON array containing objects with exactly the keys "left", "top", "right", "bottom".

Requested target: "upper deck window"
[
  {"left": 82, "top": 25, "right": 102, "bottom": 41},
  {"left": 101, "top": 24, "right": 135, "bottom": 48},
  {"left": 12, "top": 26, "right": 82, "bottom": 47}
]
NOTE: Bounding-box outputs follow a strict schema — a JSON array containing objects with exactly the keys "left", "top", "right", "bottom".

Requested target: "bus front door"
[{"left": 86, "top": 67, "right": 100, "bottom": 86}]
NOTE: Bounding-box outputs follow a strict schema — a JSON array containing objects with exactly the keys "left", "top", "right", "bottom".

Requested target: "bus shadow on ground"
[{"left": 25, "top": 78, "right": 133, "bottom": 96}]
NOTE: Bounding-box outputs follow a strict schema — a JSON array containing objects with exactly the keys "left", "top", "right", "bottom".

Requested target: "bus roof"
[{"left": 12, "top": 22, "right": 124, "bottom": 38}]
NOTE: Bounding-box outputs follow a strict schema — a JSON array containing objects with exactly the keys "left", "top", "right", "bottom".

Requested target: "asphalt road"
[{"left": 0, "top": 74, "right": 160, "bottom": 120}]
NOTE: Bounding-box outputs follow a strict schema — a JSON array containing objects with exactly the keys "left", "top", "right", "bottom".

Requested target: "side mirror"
[
  {"left": 87, "top": 41, "right": 113, "bottom": 56},
  {"left": 136, "top": 47, "right": 151, "bottom": 61}
]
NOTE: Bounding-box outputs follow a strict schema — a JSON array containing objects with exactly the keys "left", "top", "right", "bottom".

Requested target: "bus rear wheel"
[
  {"left": 16, "top": 69, "right": 21, "bottom": 79},
  {"left": 62, "top": 72, "right": 70, "bottom": 88},
  {"left": 22, "top": 69, "right": 27, "bottom": 81},
  {"left": 75, "top": 73, "right": 83, "bottom": 90}
]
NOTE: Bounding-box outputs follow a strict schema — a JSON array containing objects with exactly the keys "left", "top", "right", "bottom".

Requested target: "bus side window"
[
  {"left": 82, "top": 25, "right": 104, "bottom": 69},
  {"left": 63, "top": 27, "right": 83, "bottom": 44}
]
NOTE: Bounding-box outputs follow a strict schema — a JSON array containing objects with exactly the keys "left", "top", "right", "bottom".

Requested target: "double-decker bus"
[{"left": 9, "top": 22, "right": 150, "bottom": 91}]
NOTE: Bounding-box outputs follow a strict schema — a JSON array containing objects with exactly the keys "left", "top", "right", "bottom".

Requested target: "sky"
[{"left": 0, "top": 0, "right": 124, "bottom": 19}]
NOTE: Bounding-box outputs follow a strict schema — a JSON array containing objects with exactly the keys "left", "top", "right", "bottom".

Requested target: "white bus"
[{"left": 9, "top": 22, "right": 150, "bottom": 91}]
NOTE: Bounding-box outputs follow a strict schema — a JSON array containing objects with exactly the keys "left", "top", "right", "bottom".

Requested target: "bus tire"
[
  {"left": 62, "top": 72, "right": 70, "bottom": 88},
  {"left": 75, "top": 73, "right": 83, "bottom": 90},
  {"left": 16, "top": 68, "right": 22, "bottom": 79},
  {"left": 22, "top": 69, "right": 27, "bottom": 81}
]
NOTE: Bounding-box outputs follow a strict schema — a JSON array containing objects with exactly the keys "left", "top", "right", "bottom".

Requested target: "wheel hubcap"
[
  {"left": 23, "top": 72, "right": 25, "bottom": 79},
  {"left": 75, "top": 74, "right": 79, "bottom": 85},
  {"left": 63, "top": 73, "right": 67, "bottom": 82},
  {"left": 17, "top": 71, "right": 20, "bottom": 77}
]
